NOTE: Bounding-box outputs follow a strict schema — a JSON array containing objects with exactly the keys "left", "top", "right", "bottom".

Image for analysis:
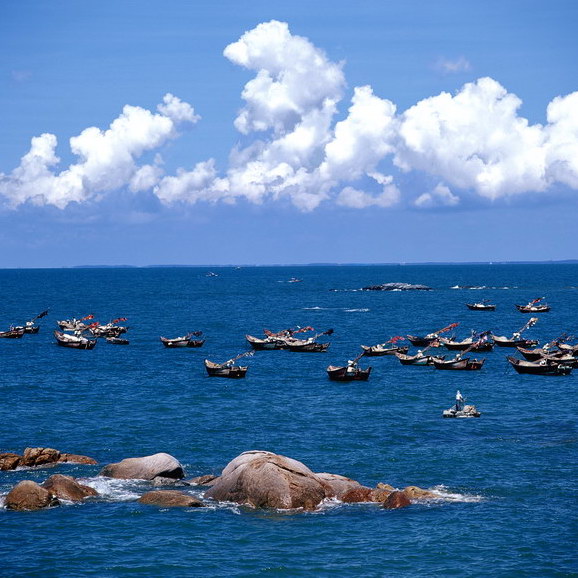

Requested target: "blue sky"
[{"left": 1, "top": 0, "right": 577, "bottom": 267}]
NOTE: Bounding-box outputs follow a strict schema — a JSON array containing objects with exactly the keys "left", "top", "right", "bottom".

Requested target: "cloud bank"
[{"left": 1, "top": 20, "right": 577, "bottom": 212}]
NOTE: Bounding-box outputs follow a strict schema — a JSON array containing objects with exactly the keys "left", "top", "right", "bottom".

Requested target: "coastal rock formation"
[
  {"left": 205, "top": 450, "right": 335, "bottom": 510},
  {"left": 185, "top": 474, "right": 219, "bottom": 486},
  {"left": 371, "top": 482, "right": 395, "bottom": 502},
  {"left": 382, "top": 490, "right": 411, "bottom": 509},
  {"left": 362, "top": 283, "right": 432, "bottom": 291},
  {"left": 402, "top": 486, "right": 437, "bottom": 500},
  {"left": 99, "top": 453, "right": 184, "bottom": 481},
  {"left": 5, "top": 480, "right": 60, "bottom": 511},
  {"left": 138, "top": 490, "right": 204, "bottom": 508},
  {"left": 58, "top": 453, "right": 98, "bottom": 465},
  {"left": 315, "top": 473, "right": 372, "bottom": 502},
  {"left": 42, "top": 474, "right": 98, "bottom": 501},
  {"left": 0, "top": 453, "right": 22, "bottom": 471},
  {"left": 22, "top": 447, "right": 61, "bottom": 467}
]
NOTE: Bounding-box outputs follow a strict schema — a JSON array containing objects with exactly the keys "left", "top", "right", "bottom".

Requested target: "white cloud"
[
  {"left": 434, "top": 56, "right": 472, "bottom": 74},
  {"left": 414, "top": 183, "right": 460, "bottom": 208}
]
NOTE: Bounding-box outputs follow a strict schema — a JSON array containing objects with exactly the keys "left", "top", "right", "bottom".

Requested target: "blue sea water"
[{"left": 0, "top": 264, "right": 576, "bottom": 577}]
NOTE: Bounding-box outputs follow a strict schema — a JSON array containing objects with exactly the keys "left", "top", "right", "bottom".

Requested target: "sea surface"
[{"left": 0, "top": 264, "right": 576, "bottom": 577}]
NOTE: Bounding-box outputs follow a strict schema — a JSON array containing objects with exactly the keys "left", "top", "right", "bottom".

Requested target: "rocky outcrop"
[
  {"left": 315, "top": 473, "right": 372, "bottom": 502},
  {"left": 402, "top": 486, "right": 437, "bottom": 500},
  {"left": 99, "top": 453, "right": 184, "bottom": 481},
  {"left": 22, "top": 447, "right": 61, "bottom": 467},
  {"left": 138, "top": 490, "right": 204, "bottom": 508},
  {"left": 0, "top": 453, "right": 22, "bottom": 471},
  {"left": 42, "top": 474, "right": 98, "bottom": 501},
  {"left": 5, "top": 480, "right": 59, "bottom": 511},
  {"left": 205, "top": 451, "right": 335, "bottom": 510},
  {"left": 58, "top": 453, "right": 98, "bottom": 465},
  {"left": 370, "top": 482, "right": 395, "bottom": 502},
  {"left": 185, "top": 474, "right": 219, "bottom": 486},
  {"left": 382, "top": 490, "right": 411, "bottom": 509},
  {"left": 362, "top": 283, "right": 432, "bottom": 291}
]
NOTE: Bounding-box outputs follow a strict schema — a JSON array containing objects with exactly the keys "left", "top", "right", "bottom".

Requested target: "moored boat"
[
  {"left": 106, "top": 337, "right": 130, "bottom": 345},
  {"left": 287, "top": 341, "right": 330, "bottom": 352},
  {"left": 245, "top": 334, "right": 287, "bottom": 350},
  {"left": 326, "top": 364, "right": 372, "bottom": 381},
  {"left": 433, "top": 356, "right": 485, "bottom": 370},
  {"left": 516, "top": 298, "right": 550, "bottom": 313},
  {"left": 407, "top": 322, "right": 458, "bottom": 347},
  {"left": 466, "top": 300, "right": 496, "bottom": 311},
  {"left": 439, "top": 337, "right": 494, "bottom": 352},
  {"left": 0, "top": 327, "right": 25, "bottom": 338},
  {"left": 54, "top": 330, "right": 96, "bottom": 350},
  {"left": 361, "top": 344, "right": 409, "bottom": 356},
  {"left": 395, "top": 352, "right": 439, "bottom": 366},
  {"left": 204, "top": 359, "right": 248, "bottom": 378},
  {"left": 160, "top": 332, "right": 204, "bottom": 348},
  {"left": 507, "top": 356, "right": 573, "bottom": 375},
  {"left": 493, "top": 335, "right": 539, "bottom": 348}
]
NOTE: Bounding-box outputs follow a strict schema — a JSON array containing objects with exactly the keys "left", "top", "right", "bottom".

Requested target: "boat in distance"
[
  {"left": 466, "top": 301, "right": 496, "bottom": 311},
  {"left": 395, "top": 352, "right": 440, "bottom": 366},
  {"left": 287, "top": 341, "right": 330, "bottom": 352},
  {"left": 0, "top": 328, "right": 25, "bottom": 338},
  {"left": 326, "top": 364, "right": 371, "bottom": 381},
  {"left": 54, "top": 330, "right": 97, "bottom": 350},
  {"left": 160, "top": 333, "right": 204, "bottom": 348},
  {"left": 432, "top": 357, "right": 485, "bottom": 370},
  {"left": 507, "top": 356, "right": 573, "bottom": 375},
  {"left": 516, "top": 298, "right": 550, "bottom": 313},
  {"left": 204, "top": 359, "right": 248, "bottom": 378},
  {"left": 439, "top": 337, "right": 494, "bottom": 352}
]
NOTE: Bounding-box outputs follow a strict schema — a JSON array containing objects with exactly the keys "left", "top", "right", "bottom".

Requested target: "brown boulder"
[
  {"left": 383, "top": 490, "right": 411, "bottom": 509},
  {"left": 22, "top": 447, "right": 61, "bottom": 467},
  {"left": 402, "top": 486, "right": 437, "bottom": 500},
  {"left": 341, "top": 487, "right": 375, "bottom": 503},
  {"left": 371, "top": 482, "right": 395, "bottom": 503},
  {"left": 138, "top": 490, "right": 204, "bottom": 508},
  {"left": 58, "top": 453, "right": 98, "bottom": 465},
  {"left": 0, "top": 453, "right": 22, "bottom": 471},
  {"left": 315, "top": 473, "right": 369, "bottom": 500},
  {"left": 185, "top": 474, "right": 219, "bottom": 486},
  {"left": 42, "top": 474, "right": 98, "bottom": 501},
  {"left": 205, "top": 450, "right": 335, "bottom": 510},
  {"left": 5, "top": 480, "right": 60, "bottom": 511},
  {"left": 99, "top": 453, "right": 184, "bottom": 481}
]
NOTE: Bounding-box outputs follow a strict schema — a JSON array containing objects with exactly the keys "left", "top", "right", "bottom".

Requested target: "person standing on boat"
[{"left": 455, "top": 390, "right": 464, "bottom": 412}]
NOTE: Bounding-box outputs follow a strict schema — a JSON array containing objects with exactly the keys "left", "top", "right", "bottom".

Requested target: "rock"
[
  {"left": 42, "top": 474, "right": 98, "bottom": 501},
  {"left": 185, "top": 474, "right": 219, "bottom": 486},
  {"left": 0, "top": 453, "right": 22, "bottom": 471},
  {"left": 371, "top": 483, "right": 395, "bottom": 503},
  {"left": 362, "top": 283, "right": 432, "bottom": 291},
  {"left": 402, "top": 486, "right": 437, "bottom": 500},
  {"left": 22, "top": 447, "right": 61, "bottom": 467},
  {"left": 205, "top": 450, "right": 335, "bottom": 510},
  {"left": 5, "top": 480, "right": 60, "bottom": 511},
  {"left": 315, "top": 473, "right": 373, "bottom": 502},
  {"left": 138, "top": 490, "right": 204, "bottom": 508},
  {"left": 382, "top": 490, "right": 411, "bottom": 509},
  {"left": 99, "top": 453, "right": 184, "bottom": 481},
  {"left": 58, "top": 453, "right": 98, "bottom": 465}
]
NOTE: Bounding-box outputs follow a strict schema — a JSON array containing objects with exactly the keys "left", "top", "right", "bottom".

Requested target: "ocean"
[{"left": 1, "top": 264, "right": 576, "bottom": 576}]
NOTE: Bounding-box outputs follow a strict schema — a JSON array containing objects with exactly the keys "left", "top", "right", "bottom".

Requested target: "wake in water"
[
  {"left": 302, "top": 307, "right": 370, "bottom": 312},
  {"left": 450, "top": 285, "right": 516, "bottom": 290}
]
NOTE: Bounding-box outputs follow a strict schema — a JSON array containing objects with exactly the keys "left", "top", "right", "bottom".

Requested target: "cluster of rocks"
[
  {"left": 361, "top": 282, "right": 433, "bottom": 291},
  {"left": 0, "top": 447, "right": 97, "bottom": 471},
  {"left": 2, "top": 449, "right": 437, "bottom": 512}
]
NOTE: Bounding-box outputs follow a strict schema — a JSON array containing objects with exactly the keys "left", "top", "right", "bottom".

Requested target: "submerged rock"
[
  {"left": 42, "top": 474, "right": 98, "bottom": 501},
  {"left": 138, "top": 490, "right": 204, "bottom": 508},
  {"left": 362, "top": 283, "right": 432, "bottom": 291},
  {"left": 205, "top": 450, "right": 335, "bottom": 510},
  {"left": 5, "top": 480, "right": 60, "bottom": 511},
  {"left": 99, "top": 453, "right": 184, "bottom": 482}
]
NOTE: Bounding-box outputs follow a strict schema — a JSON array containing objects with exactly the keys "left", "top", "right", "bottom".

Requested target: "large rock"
[
  {"left": 42, "top": 474, "right": 98, "bottom": 501},
  {"left": 22, "top": 447, "right": 61, "bottom": 467},
  {"left": 315, "top": 473, "right": 372, "bottom": 502},
  {"left": 402, "top": 486, "right": 437, "bottom": 500},
  {"left": 382, "top": 490, "right": 411, "bottom": 509},
  {"left": 99, "top": 453, "right": 184, "bottom": 481},
  {"left": 5, "top": 480, "right": 59, "bottom": 511},
  {"left": 370, "top": 482, "right": 395, "bottom": 503},
  {"left": 0, "top": 453, "right": 22, "bottom": 471},
  {"left": 138, "top": 490, "right": 204, "bottom": 508},
  {"left": 205, "top": 450, "right": 335, "bottom": 510},
  {"left": 185, "top": 474, "right": 219, "bottom": 486},
  {"left": 58, "top": 453, "right": 98, "bottom": 465}
]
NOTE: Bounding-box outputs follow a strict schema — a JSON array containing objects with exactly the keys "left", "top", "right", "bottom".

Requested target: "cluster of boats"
[{"left": 466, "top": 297, "right": 551, "bottom": 313}]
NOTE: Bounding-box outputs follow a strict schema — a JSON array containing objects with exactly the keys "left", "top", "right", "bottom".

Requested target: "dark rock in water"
[
  {"left": 362, "top": 283, "right": 432, "bottom": 291},
  {"left": 138, "top": 490, "right": 204, "bottom": 508},
  {"left": 5, "top": 480, "right": 60, "bottom": 511},
  {"left": 22, "top": 447, "right": 62, "bottom": 467},
  {"left": 42, "top": 474, "right": 98, "bottom": 501},
  {"left": 382, "top": 490, "right": 411, "bottom": 509},
  {"left": 185, "top": 474, "right": 219, "bottom": 486},
  {"left": 341, "top": 487, "right": 375, "bottom": 503},
  {"left": 99, "top": 453, "right": 185, "bottom": 481},
  {"left": 0, "top": 453, "right": 22, "bottom": 471},
  {"left": 205, "top": 450, "right": 335, "bottom": 510}
]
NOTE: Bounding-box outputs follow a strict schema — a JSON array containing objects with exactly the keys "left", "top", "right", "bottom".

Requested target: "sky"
[{"left": 1, "top": 0, "right": 577, "bottom": 267}]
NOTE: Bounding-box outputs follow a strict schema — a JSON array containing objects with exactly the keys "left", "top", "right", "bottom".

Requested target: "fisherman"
[
  {"left": 416, "top": 349, "right": 424, "bottom": 358},
  {"left": 455, "top": 390, "right": 465, "bottom": 412},
  {"left": 346, "top": 360, "right": 357, "bottom": 374}
]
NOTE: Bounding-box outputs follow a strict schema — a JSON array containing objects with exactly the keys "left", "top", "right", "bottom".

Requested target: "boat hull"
[
  {"left": 507, "top": 356, "right": 572, "bottom": 375},
  {"left": 204, "top": 360, "right": 247, "bottom": 378},
  {"left": 326, "top": 365, "right": 371, "bottom": 381},
  {"left": 361, "top": 345, "right": 409, "bottom": 356}
]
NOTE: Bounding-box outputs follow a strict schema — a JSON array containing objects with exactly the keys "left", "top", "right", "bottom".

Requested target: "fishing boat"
[
  {"left": 13, "top": 309, "right": 50, "bottom": 334},
  {"left": 245, "top": 334, "right": 287, "bottom": 350},
  {"left": 439, "top": 337, "right": 493, "bottom": 352},
  {"left": 432, "top": 356, "right": 485, "bottom": 370},
  {"left": 90, "top": 319, "right": 128, "bottom": 338},
  {"left": 160, "top": 332, "right": 204, "bottom": 348},
  {"left": 406, "top": 322, "right": 458, "bottom": 347},
  {"left": 466, "top": 300, "right": 496, "bottom": 311},
  {"left": 287, "top": 341, "right": 330, "bottom": 352},
  {"left": 57, "top": 315, "right": 94, "bottom": 331},
  {"left": 204, "top": 351, "right": 253, "bottom": 378},
  {"left": 507, "top": 356, "right": 573, "bottom": 375},
  {"left": 361, "top": 344, "right": 409, "bottom": 356},
  {"left": 516, "top": 298, "right": 550, "bottom": 313},
  {"left": 493, "top": 317, "right": 539, "bottom": 347},
  {"left": 106, "top": 337, "right": 130, "bottom": 345},
  {"left": 0, "top": 327, "right": 25, "bottom": 338},
  {"left": 442, "top": 390, "right": 481, "bottom": 418},
  {"left": 326, "top": 364, "right": 372, "bottom": 381},
  {"left": 54, "top": 330, "right": 96, "bottom": 350},
  {"left": 395, "top": 352, "right": 439, "bottom": 366}
]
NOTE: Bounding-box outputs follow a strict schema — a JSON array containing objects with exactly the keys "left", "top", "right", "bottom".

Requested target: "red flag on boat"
[{"left": 82, "top": 314, "right": 94, "bottom": 321}]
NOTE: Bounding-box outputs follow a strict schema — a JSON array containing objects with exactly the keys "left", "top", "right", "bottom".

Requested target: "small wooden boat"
[
  {"left": 507, "top": 356, "right": 573, "bottom": 375},
  {"left": 395, "top": 352, "right": 439, "bottom": 366},
  {"left": 361, "top": 337, "right": 408, "bottom": 356},
  {"left": 91, "top": 322, "right": 128, "bottom": 338},
  {"left": 204, "top": 359, "right": 248, "bottom": 378},
  {"left": 160, "top": 333, "right": 204, "bottom": 348},
  {"left": 246, "top": 334, "right": 287, "bottom": 350},
  {"left": 57, "top": 315, "right": 94, "bottom": 331},
  {"left": 327, "top": 364, "right": 372, "bottom": 381},
  {"left": 439, "top": 337, "right": 494, "bottom": 352},
  {"left": 407, "top": 322, "right": 459, "bottom": 347},
  {"left": 493, "top": 335, "right": 539, "bottom": 348},
  {"left": 516, "top": 346, "right": 558, "bottom": 361},
  {"left": 106, "top": 337, "right": 130, "bottom": 345},
  {"left": 54, "top": 330, "right": 96, "bottom": 350},
  {"left": 433, "top": 356, "right": 485, "bottom": 370},
  {"left": 13, "top": 310, "right": 49, "bottom": 334},
  {"left": 287, "top": 341, "right": 330, "bottom": 352},
  {"left": 0, "top": 328, "right": 25, "bottom": 338},
  {"left": 516, "top": 298, "right": 550, "bottom": 313},
  {"left": 466, "top": 301, "right": 496, "bottom": 311}
]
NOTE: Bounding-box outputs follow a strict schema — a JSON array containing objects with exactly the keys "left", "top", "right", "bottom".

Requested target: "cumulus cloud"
[
  {"left": 0, "top": 94, "right": 199, "bottom": 208},
  {"left": 2, "top": 21, "right": 578, "bottom": 214}
]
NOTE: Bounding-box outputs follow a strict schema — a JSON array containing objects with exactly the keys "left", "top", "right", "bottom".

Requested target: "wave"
[
  {"left": 343, "top": 308, "right": 369, "bottom": 313},
  {"left": 450, "top": 285, "right": 516, "bottom": 290},
  {"left": 428, "top": 484, "right": 485, "bottom": 503}
]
